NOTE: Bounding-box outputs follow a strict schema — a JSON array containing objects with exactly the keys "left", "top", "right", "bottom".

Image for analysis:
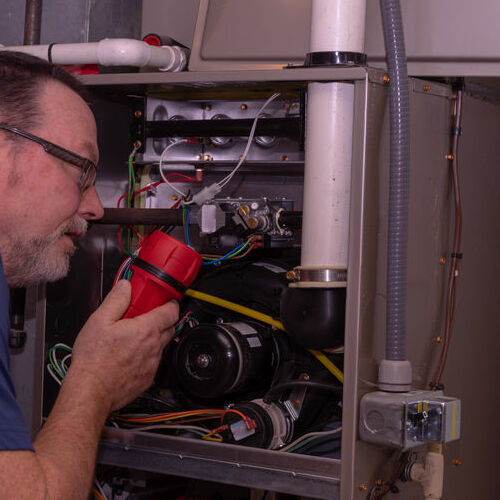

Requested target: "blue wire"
[
  {"left": 202, "top": 240, "right": 247, "bottom": 266},
  {"left": 185, "top": 205, "right": 192, "bottom": 247}
]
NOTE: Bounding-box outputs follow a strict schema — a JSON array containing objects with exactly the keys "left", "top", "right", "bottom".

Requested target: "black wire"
[{"left": 263, "top": 380, "right": 342, "bottom": 403}]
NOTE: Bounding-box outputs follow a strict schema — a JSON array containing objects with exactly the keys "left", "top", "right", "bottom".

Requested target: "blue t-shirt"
[{"left": 0, "top": 256, "right": 34, "bottom": 450}]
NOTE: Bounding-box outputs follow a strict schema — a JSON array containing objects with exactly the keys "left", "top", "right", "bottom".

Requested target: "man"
[{"left": 0, "top": 51, "right": 179, "bottom": 498}]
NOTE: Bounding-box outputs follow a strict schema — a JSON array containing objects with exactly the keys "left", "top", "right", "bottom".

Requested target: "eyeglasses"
[{"left": 0, "top": 123, "right": 97, "bottom": 193}]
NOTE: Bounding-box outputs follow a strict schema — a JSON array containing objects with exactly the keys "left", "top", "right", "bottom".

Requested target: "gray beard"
[{"left": 3, "top": 218, "right": 87, "bottom": 287}]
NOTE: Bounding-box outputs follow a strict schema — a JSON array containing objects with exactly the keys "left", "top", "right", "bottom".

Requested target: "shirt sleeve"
[{"left": 0, "top": 257, "right": 34, "bottom": 451}]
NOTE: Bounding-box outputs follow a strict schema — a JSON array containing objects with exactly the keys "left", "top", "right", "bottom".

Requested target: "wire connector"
[{"left": 189, "top": 182, "right": 222, "bottom": 206}]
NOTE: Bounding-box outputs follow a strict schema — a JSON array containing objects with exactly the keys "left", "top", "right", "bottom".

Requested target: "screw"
[
  {"left": 433, "top": 336, "right": 443, "bottom": 344},
  {"left": 203, "top": 154, "right": 212, "bottom": 162},
  {"left": 439, "top": 257, "right": 446, "bottom": 265},
  {"left": 246, "top": 217, "right": 258, "bottom": 229},
  {"left": 383, "top": 75, "right": 390, "bottom": 83},
  {"left": 423, "top": 84, "right": 431, "bottom": 92},
  {"left": 375, "top": 479, "right": 384, "bottom": 487},
  {"left": 286, "top": 270, "right": 297, "bottom": 281},
  {"left": 134, "top": 110, "right": 142, "bottom": 118},
  {"left": 196, "top": 154, "right": 202, "bottom": 160},
  {"left": 282, "top": 155, "right": 289, "bottom": 161},
  {"left": 291, "top": 103, "right": 299, "bottom": 111},
  {"left": 299, "top": 373, "right": 310, "bottom": 381},
  {"left": 172, "top": 194, "right": 179, "bottom": 201},
  {"left": 204, "top": 104, "right": 212, "bottom": 111},
  {"left": 359, "top": 484, "right": 368, "bottom": 492},
  {"left": 452, "top": 458, "right": 462, "bottom": 466},
  {"left": 133, "top": 140, "right": 142, "bottom": 149},
  {"left": 238, "top": 205, "right": 250, "bottom": 217},
  {"left": 292, "top": 399, "right": 300, "bottom": 408},
  {"left": 240, "top": 104, "right": 248, "bottom": 110},
  {"left": 445, "top": 154, "right": 454, "bottom": 160}
]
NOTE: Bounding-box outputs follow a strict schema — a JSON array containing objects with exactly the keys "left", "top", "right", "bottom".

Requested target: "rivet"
[{"left": 134, "top": 110, "right": 142, "bottom": 118}]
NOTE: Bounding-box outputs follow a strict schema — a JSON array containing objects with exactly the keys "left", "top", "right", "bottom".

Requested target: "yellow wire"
[{"left": 185, "top": 288, "right": 344, "bottom": 384}]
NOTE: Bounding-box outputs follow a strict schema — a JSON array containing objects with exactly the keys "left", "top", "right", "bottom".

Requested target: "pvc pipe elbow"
[
  {"left": 410, "top": 451, "right": 444, "bottom": 499},
  {"left": 96, "top": 39, "right": 188, "bottom": 70}
]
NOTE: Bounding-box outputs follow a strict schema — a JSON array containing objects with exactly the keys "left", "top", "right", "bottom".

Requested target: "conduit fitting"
[
  {"left": 280, "top": 268, "right": 346, "bottom": 349},
  {"left": 0, "top": 39, "right": 189, "bottom": 72},
  {"left": 405, "top": 446, "right": 444, "bottom": 499},
  {"left": 378, "top": 359, "right": 412, "bottom": 392}
]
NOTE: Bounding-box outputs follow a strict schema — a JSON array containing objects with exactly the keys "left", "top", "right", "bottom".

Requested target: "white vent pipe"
[
  {"left": 0, "top": 39, "right": 188, "bottom": 72},
  {"left": 299, "top": 0, "right": 366, "bottom": 281}
]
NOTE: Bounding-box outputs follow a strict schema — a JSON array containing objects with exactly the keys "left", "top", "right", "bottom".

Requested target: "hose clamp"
[{"left": 286, "top": 267, "right": 347, "bottom": 284}]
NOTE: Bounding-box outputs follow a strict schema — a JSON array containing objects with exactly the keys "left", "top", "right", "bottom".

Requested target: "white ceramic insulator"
[
  {"left": 301, "top": 82, "right": 354, "bottom": 269},
  {"left": 2, "top": 39, "right": 188, "bottom": 72},
  {"left": 310, "top": 0, "right": 367, "bottom": 53}
]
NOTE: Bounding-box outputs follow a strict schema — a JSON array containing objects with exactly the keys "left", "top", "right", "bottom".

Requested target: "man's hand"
[{"left": 69, "top": 279, "right": 179, "bottom": 411}]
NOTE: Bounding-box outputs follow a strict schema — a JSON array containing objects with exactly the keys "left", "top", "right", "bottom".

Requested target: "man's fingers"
[
  {"left": 97, "top": 280, "right": 132, "bottom": 322},
  {"left": 140, "top": 300, "right": 180, "bottom": 332}
]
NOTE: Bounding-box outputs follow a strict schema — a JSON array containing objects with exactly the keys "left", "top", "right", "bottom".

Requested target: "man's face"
[{"left": 0, "top": 80, "right": 104, "bottom": 286}]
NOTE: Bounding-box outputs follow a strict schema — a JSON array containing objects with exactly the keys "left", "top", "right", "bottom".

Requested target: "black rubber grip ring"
[
  {"left": 132, "top": 257, "right": 187, "bottom": 295},
  {"left": 47, "top": 43, "right": 56, "bottom": 63}
]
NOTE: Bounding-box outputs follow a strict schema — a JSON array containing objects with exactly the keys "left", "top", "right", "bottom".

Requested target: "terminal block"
[{"left": 359, "top": 390, "right": 461, "bottom": 450}]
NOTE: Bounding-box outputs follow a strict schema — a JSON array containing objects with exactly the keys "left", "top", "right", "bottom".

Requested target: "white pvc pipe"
[
  {"left": 310, "top": 0, "right": 367, "bottom": 53},
  {"left": 301, "top": 82, "right": 354, "bottom": 269},
  {"left": 0, "top": 39, "right": 188, "bottom": 72},
  {"left": 300, "top": 0, "right": 367, "bottom": 273}
]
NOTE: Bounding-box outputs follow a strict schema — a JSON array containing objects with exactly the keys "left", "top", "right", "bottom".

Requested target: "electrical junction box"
[{"left": 359, "top": 390, "right": 461, "bottom": 450}]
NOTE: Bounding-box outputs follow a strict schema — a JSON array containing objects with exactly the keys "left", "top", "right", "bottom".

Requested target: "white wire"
[
  {"left": 61, "top": 353, "right": 72, "bottom": 373},
  {"left": 46, "top": 364, "right": 63, "bottom": 386},
  {"left": 93, "top": 478, "right": 108, "bottom": 500},
  {"left": 278, "top": 426, "right": 342, "bottom": 452},
  {"left": 159, "top": 140, "right": 189, "bottom": 197},
  {"left": 217, "top": 92, "right": 280, "bottom": 189}
]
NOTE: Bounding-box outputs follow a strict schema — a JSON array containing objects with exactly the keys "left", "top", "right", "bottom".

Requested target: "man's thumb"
[{"left": 98, "top": 280, "right": 132, "bottom": 321}]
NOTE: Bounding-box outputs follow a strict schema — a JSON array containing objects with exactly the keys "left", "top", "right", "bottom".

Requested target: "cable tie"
[
  {"left": 451, "top": 252, "right": 463, "bottom": 259},
  {"left": 451, "top": 126, "right": 462, "bottom": 136}
]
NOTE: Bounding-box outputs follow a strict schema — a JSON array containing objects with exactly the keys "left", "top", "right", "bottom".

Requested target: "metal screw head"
[
  {"left": 291, "top": 103, "right": 299, "bottom": 111},
  {"left": 383, "top": 75, "right": 390, "bottom": 83},
  {"left": 134, "top": 110, "right": 143, "bottom": 118},
  {"left": 203, "top": 154, "right": 212, "bottom": 162},
  {"left": 196, "top": 154, "right": 202, "bottom": 160},
  {"left": 423, "top": 84, "right": 431, "bottom": 92},
  {"left": 204, "top": 104, "right": 212, "bottom": 111},
  {"left": 439, "top": 257, "right": 446, "bottom": 265},
  {"left": 433, "top": 336, "right": 443, "bottom": 344},
  {"left": 172, "top": 194, "right": 179, "bottom": 201},
  {"left": 375, "top": 479, "right": 384, "bottom": 487},
  {"left": 246, "top": 217, "right": 258, "bottom": 229},
  {"left": 286, "top": 270, "right": 297, "bottom": 281},
  {"left": 133, "top": 140, "right": 142, "bottom": 149},
  {"left": 358, "top": 484, "right": 368, "bottom": 492},
  {"left": 240, "top": 104, "right": 248, "bottom": 110},
  {"left": 452, "top": 458, "right": 462, "bottom": 466},
  {"left": 238, "top": 205, "right": 250, "bottom": 217},
  {"left": 292, "top": 399, "right": 300, "bottom": 408},
  {"left": 282, "top": 155, "right": 289, "bottom": 161},
  {"left": 445, "top": 154, "right": 455, "bottom": 160}
]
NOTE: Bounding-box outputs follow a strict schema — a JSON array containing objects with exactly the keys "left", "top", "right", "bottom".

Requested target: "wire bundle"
[{"left": 46, "top": 343, "right": 72, "bottom": 386}]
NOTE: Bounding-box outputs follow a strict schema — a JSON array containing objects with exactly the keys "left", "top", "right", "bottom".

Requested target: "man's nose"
[{"left": 78, "top": 186, "right": 104, "bottom": 220}]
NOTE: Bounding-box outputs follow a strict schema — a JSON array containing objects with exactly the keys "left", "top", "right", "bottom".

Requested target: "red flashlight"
[{"left": 123, "top": 230, "right": 202, "bottom": 319}]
